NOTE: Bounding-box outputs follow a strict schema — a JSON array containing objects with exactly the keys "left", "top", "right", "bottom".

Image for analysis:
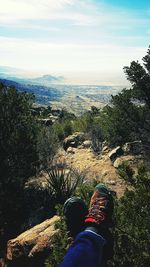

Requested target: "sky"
[{"left": 0, "top": 0, "right": 150, "bottom": 85}]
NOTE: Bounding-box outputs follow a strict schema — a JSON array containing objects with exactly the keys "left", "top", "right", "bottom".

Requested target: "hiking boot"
[
  {"left": 64, "top": 196, "right": 88, "bottom": 238},
  {"left": 85, "top": 183, "right": 114, "bottom": 228}
]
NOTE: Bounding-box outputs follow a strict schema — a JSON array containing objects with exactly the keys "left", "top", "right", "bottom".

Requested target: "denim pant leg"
[{"left": 59, "top": 230, "right": 106, "bottom": 267}]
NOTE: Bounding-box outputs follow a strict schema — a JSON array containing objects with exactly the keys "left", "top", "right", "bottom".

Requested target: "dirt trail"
[{"left": 56, "top": 147, "right": 134, "bottom": 197}]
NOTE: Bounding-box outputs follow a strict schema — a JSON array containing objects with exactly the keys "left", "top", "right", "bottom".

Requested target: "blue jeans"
[{"left": 59, "top": 230, "right": 106, "bottom": 267}]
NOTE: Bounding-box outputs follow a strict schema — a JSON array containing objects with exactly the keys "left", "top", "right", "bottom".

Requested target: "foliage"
[
  {"left": 63, "top": 120, "right": 73, "bottom": 137},
  {"left": 53, "top": 122, "right": 65, "bottom": 141},
  {"left": 36, "top": 126, "right": 59, "bottom": 170},
  {"left": 41, "top": 106, "right": 52, "bottom": 117},
  {"left": 72, "top": 111, "right": 94, "bottom": 133},
  {"left": 118, "top": 161, "right": 135, "bottom": 185},
  {"left": 110, "top": 164, "right": 150, "bottom": 267},
  {"left": 53, "top": 120, "right": 73, "bottom": 141},
  {"left": 90, "top": 122, "right": 104, "bottom": 154},
  {"left": 31, "top": 105, "right": 52, "bottom": 118},
  {"left": 124, "top": 48, "right": 150, "bottom": 107},
  {"left": 99, "top": 92, "right": 143, "bottom": 145},
  {"left": 46, "top": 161, "right": 85, "bottom": 204},
  {"left": 59, "top": 108, "right": 76, "bottom": 122},
  {"left": 95, "top": 47, "right": 150, "bottom": 146},
  {"left": 0, "top": 84, "right": 59, "bottom": 239},
  {"left": 45, "top": 205, "right": 68, "bottom": 267},
  {"left": 0, "top": 83, "right": 38, "bottom": 236}
]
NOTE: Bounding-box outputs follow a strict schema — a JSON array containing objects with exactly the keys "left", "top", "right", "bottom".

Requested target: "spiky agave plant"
[{"left": 46, "top": 161, "right": 85, "bottom": 204}]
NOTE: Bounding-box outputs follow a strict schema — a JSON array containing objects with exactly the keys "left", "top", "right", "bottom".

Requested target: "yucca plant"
[{"left": 46, "top": 161, "right": 85, "bottom": 204}]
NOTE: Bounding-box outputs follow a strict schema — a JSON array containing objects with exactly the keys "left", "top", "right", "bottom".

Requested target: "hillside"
[{"left": 0, "top": 78, "right": 122, "bottom": 115}]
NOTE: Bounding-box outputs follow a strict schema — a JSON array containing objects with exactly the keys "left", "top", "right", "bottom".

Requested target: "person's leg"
[
  {"left": 59, "top": 229, "right": 105, "bottom": 267},
  {"left": 59, "top": 184, "right": 114, "bottom": 267},
  {"left": 64, "top": 196, "right": 88, "bottom": 239}
]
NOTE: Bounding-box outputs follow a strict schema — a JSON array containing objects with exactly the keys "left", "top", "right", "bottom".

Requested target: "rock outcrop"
[
  {"left": 63, "top": 132, "right": 85, "bottom": 150},
  {"left": 7, "top": 216, "right": 60, "bottom": 267},
  {"left": 123, "top": 141, "right": 143, "bottom": 155},
  {"left": 113, "top": 155, "right": 135, "bottom": 168},
  {"left": 108, "top": 146, "right": 124, "bottom": 162},
  {"left": 82, "top": 140, "right": 92, "bottom": 148}
]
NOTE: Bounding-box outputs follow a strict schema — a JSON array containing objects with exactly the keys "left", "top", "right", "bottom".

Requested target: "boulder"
[
  {"left": 67, "top": 147, "right": 76, "bottom": 154},
  {"left": 7, "top": 216, "right": 60, "bottom": 267},
  {"left": 123, "top": 141, "right": 143, "bottom": 155},
  {"left": 48, "top": 115, "right": 59, "bottom": 124},
  {"left": 63, "top": 132, "right": 85, "bottom": 150},
  {"left": 113, "top": 156, "right": 135, "bottom": 168},
  {"left": 108, "top": 146, "right": 124, "bottom": 162},
  {"left": 102, "top": 146, "right": 109, "bottom": 154},
  {"left": 105, "top": 180, "right": 116, "bottom": 185},
  {"left": 82, "top": 140, "right": 92, "bottom": 148}
]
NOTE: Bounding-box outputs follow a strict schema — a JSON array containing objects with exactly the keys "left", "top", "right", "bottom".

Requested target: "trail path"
[{"left": 56, "top": 147, "right": 135, "bottom": 197}]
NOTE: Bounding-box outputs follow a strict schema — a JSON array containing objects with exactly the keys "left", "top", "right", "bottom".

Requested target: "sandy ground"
[{"left": 54, "top": 146, "right": 137, "bottom": 197}]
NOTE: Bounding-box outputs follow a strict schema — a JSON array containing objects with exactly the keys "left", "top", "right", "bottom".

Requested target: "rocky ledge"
[{"left": 7, "top": 216, "right": 60, "bottom": 267}]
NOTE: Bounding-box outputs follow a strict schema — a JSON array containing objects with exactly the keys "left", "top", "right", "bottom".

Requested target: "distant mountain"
[
  {"left": 31, "top": 74, "right": 64, "bottom": 83},
  {"left": 0, "top": 78, "right": 63, "bottom": 105},
  {"left": 0, "top": 66, "right": 64, "bottom": 85}
]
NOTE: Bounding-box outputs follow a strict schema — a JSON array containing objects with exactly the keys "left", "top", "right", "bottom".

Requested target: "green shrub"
[
  {"left": 0, "top": 84, "right": 38, "bottom": 237},
  {"left": 109, "top": 164, "right": 150, "bottom": 267},
  {"left": 45, "top": 205, "right": 68, "bottom": 267},
  {"left": 72, "top": 112, "right": 93, "bottom": 133},
  {"left": 118, "top": 161, "right": 135, "bottom": 185},
  {"left": 53, "top": 123, "right": 65, "bottom": 141},
  {"left": 63, "top": 120, "right": 73, "bottom": 137},
  {"left": 36, "top": 126, "right": 59, "bottom": 170},
  {"left": 53, "top": 120, "right": 73, "bottom": 142},
  {"left": 90, "top": 123, "right": 104, "bottom": 154},
  {"left": 46, "top": 162, "right": 85, "bottom": 204}
]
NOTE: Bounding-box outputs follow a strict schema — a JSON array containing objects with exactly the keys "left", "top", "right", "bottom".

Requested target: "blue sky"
[{"left": 0, "top": 0, "right": 150, "bottom": 85}]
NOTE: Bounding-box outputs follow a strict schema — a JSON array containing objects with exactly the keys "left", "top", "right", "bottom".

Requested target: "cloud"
[
  {"left": 0, "top": 0, "right": 149, "bottom": 84},
  {"left": 0, "top": 0, "right": 94, "bottom": 26},
  {"left": 0, "top": 36, "right": 146, "bottom": 74},
  {"left": 0, "top": 0, "right": 149, "bottom": 30}
]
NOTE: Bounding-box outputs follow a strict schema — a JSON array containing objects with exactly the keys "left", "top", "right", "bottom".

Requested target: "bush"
[
  {"left": 0, "top": 84, "right": 38, "bottom": 237},
  {"left": 118, "top": 161, "right": 135, "bottom": 185},
  {"left": 36, "top": 126, "right": 59, "bottom": 170},
  {"left": 45, "top": 205, "right": 68, "bottom": 267},
  {"left": 0, "top": 84, "right": 59, "bottom": 240},
  {"left": 53, "top": 122, "right": 65, "bottom": 141},
  {"left": 90, "top": 123, "right": 104, "bottom": 154},
  {"left": 72, "top": 112, "right": 93, "bottom": 133},
  {"left": 46, "top": 161, "right": 86, "bottom": 204},
  {"left": 53, "top": 120, "right": 73, "bottom": 142},
  {"left": 109, "top": 164, "right": 150, "bottom": 267},
  {"left": 63, "top": 120, "right": 73, "bottom": 137}
]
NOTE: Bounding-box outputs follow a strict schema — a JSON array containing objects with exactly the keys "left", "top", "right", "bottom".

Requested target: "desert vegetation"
[{"left": 0, "top": 47, "right": 150, "bottom": 267}]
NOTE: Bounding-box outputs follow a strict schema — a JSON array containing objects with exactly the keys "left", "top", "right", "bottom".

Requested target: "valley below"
[{"left": 0, "top": 78, "right": 123, "bottom": 115}]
